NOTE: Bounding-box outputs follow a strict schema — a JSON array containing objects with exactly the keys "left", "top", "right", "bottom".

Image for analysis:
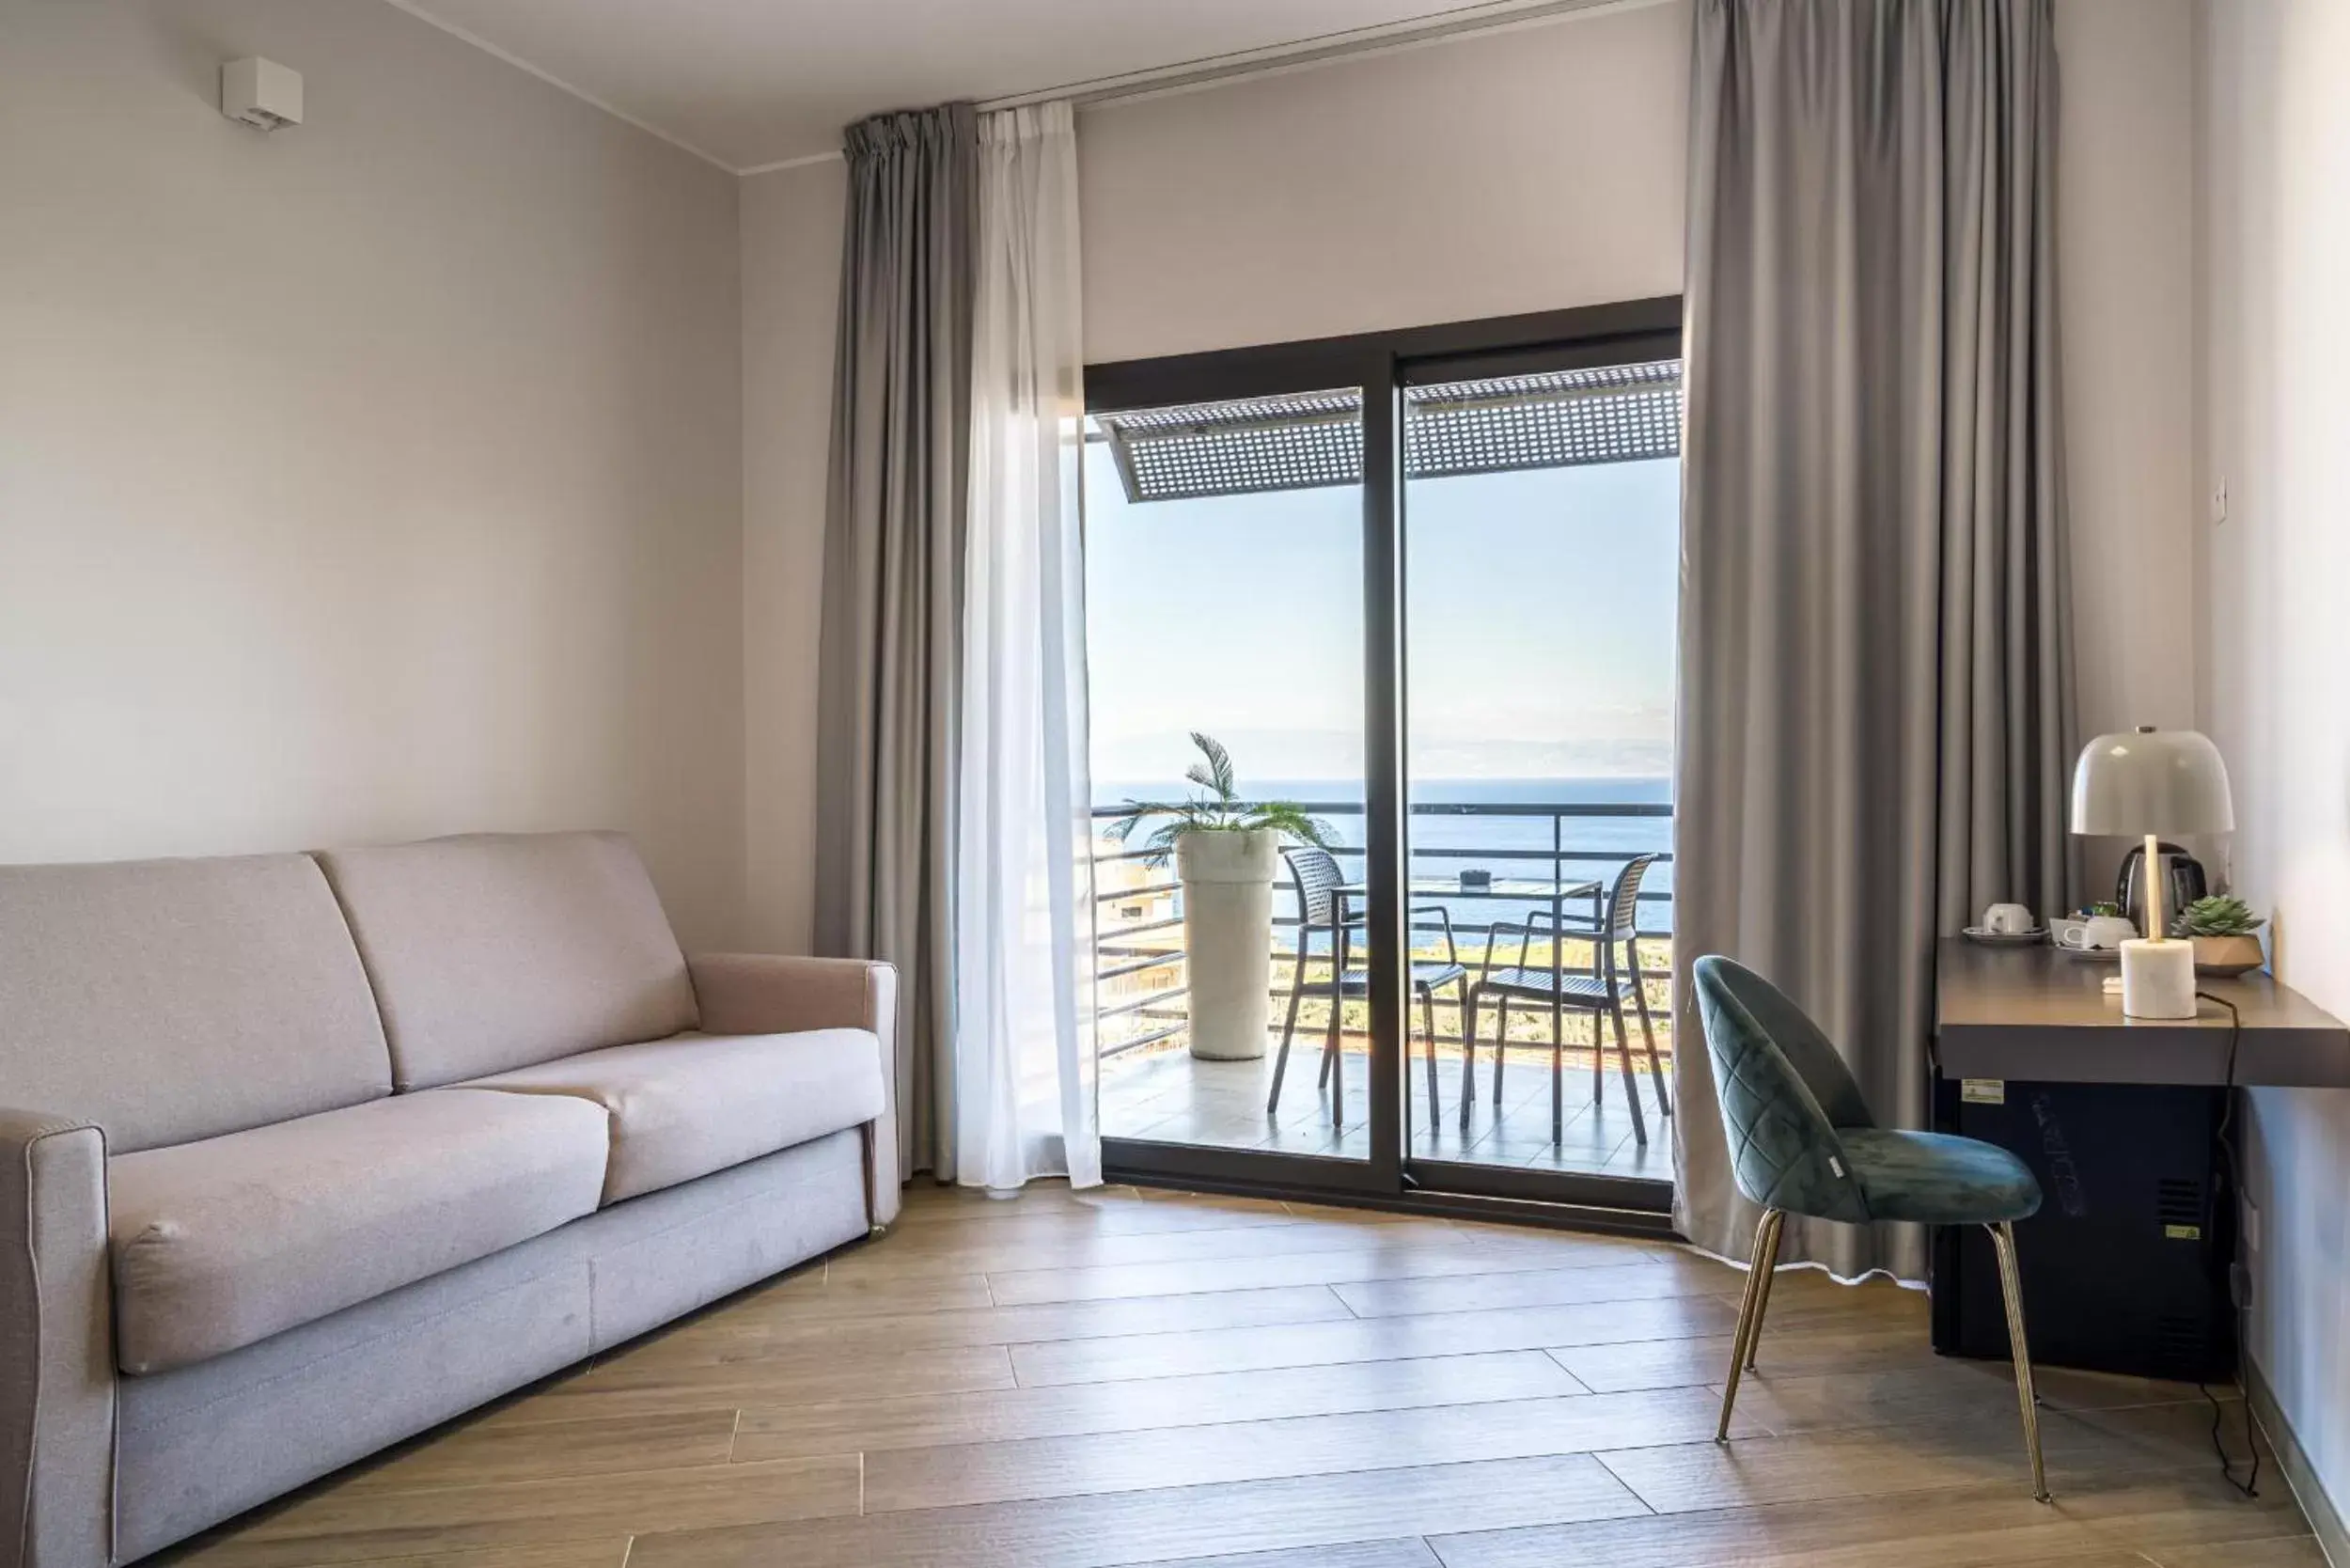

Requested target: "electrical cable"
[{"left": 2197, "top": 989, "right": 2260, "bottom": 1499}]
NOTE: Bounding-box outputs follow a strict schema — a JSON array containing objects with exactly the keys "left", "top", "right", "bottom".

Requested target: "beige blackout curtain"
[
  {"left": 1672, "top": 0, "right": 2078, "bottom": 1280},
  {"left": 815, "top": 104, "right": 979, "bottom": 1182}
]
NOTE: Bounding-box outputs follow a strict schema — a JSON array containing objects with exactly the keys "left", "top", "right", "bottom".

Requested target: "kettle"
[{"left": 2116, "top": 841, "right": 2207, "bottom": 934}]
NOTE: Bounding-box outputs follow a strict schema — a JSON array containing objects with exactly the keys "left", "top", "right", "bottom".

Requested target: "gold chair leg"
[
  {"left": 1716, "top": 1207, "right": 1781, "bottom": 1441},
  {"left": 1743, "top": 1208, "right": 1785, "bottom": 1371},
  {"left": 1988, "top": 1219, "right": 2051, "bottom": 1502}
]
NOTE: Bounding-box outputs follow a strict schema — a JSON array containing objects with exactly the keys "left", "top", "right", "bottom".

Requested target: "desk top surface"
[{"left": 1935, "top": 938, "right": 2350, "bottom": 1088}]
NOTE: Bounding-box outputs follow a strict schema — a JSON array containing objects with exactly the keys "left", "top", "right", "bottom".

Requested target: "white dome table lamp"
[{"left": 2070, "top": 728, "right": 2236, "bottom": 1019}]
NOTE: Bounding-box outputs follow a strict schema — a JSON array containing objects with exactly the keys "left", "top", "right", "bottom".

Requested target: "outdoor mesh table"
[{"left": 1341, "top": 876, "right": 1605, "bottom": 925}]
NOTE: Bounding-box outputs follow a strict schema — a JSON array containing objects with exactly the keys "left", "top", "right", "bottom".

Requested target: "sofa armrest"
[
  {"left": 685, "top": 956, "right": 902, "bottom": 1229},
  {"left": 1, "top": 1109, "right": 115, "bottom": 1568}
]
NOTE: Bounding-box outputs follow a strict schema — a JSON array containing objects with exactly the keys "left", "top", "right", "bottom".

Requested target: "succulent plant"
[{"left": 2175, "top": 895, "right": 2265, "bottom": 938}]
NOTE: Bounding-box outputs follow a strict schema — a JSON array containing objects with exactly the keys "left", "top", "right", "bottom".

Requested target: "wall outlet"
[{"left": 2211, "top": 477, "right": 2230, "bottom": 525}]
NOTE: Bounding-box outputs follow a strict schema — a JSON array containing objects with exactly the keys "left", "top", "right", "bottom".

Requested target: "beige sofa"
[{"left": 0, "top": 831, "right": 900, "bottom": 1568}]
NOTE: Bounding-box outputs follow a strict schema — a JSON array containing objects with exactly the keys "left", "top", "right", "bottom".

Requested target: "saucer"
[{"left": 1963, "top": 927, "right": 2046, "bottom": 948}]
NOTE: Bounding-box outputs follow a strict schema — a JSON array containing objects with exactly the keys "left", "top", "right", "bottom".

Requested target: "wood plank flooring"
[{"left": 160, "top": 1183, "right": 2309, "bottom": 1568}]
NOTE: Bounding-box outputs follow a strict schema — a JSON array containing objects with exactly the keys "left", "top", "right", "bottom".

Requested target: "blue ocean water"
[{"left": 1095, "top": 776, "right": 1675, "bottom": 936}]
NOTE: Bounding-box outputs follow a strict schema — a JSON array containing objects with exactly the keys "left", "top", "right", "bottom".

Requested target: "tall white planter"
[{"left": 1175, "top": 829, "right": 1280, "bottom": 1061}]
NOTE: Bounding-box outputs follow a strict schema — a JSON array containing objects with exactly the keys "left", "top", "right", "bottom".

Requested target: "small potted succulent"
[
  {"left": 1110, "top": 733, "right": 1336, "bottom": 1060},
  {"left": 2174, "top": 895, "right": 2267, "bottom": 977}
]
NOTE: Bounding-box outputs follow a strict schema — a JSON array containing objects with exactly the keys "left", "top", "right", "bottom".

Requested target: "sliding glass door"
[
  {"left": 1084, "top": 383, "right": 1376, "bottom": 1178},
  {"left": 1082, "top": 301, "right": 1682, "bottom": 1221},
  {"left": 1399, "top": 353, "right": 1683, "bottom": 1210}
]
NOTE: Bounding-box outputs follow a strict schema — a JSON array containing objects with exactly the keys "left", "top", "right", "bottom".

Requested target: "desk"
[
  {"left": 1930, "top": 938, "right": 2350, "bottom": 1382},
  {"left": 1936, "top": 939, "right": 2350, "bottom": 1087}
]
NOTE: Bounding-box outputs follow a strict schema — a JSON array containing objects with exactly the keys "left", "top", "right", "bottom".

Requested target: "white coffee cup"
[
  {"left": 1982, "top": 902, "right": 2034, "bottom": 935},
  {"left": 2059, "top": 915, "right": 2137, "bottom": 950}
]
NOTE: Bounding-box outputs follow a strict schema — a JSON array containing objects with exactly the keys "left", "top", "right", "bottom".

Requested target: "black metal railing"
[{"left": 1091, "top": 800, "right": 1673, "bottom": 1059}]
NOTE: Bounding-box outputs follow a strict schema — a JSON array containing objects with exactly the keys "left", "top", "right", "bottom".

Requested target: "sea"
[{"left": 1093, "top": 776, "right": 1675, "bottom": 935}]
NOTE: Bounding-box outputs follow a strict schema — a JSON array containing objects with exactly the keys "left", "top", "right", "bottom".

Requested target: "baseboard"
[{"left": 2246, "top": 1354, "right": 2350, "bottom": 1568}]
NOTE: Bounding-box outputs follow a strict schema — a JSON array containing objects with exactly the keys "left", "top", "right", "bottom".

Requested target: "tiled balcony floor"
[{"left": 1100, "top": 1035, "right": 1675, "bottom": 1184}]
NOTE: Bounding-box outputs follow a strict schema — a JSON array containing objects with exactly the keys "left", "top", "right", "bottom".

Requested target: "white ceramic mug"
[
  {"left": 2060, "top": 915, "right": 2137, "bottom": 950},
  {"left": 1982, "top": 902, "right": 2034, "bottom": 935}
]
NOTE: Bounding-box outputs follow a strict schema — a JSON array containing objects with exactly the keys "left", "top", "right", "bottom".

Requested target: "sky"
[{"left": 1083, "top": 433, "right": 1680, "bottom": 791}]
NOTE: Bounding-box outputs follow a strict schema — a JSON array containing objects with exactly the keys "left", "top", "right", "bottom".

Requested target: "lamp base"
[{"left": 2121, "top": 938, "right": 2198, "bottom": 1020}]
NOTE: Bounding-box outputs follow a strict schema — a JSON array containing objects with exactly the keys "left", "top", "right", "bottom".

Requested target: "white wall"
[
  {"left": 2058, "top": 0, "right": 2200, "bottom": 745},
  {"left": 741, "top": 158, "right": 845, "bottom": 952},
  {"left": 2194, "top": 0, "right": 2350, "bottom": 1529},
  {"left": 1077, "top": 4, "right": 1689, "bottom": 363},
  {"left": 0, "top": 0, "right": 747, "bottom": 947},
  {"left": 740, "top": 0, "right": 2204, "bottom": 943}
]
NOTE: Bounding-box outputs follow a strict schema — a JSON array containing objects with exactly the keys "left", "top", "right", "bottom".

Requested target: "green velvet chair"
[{"left": 1691, "top": 954, "right": 2051, "bottom": 1501}]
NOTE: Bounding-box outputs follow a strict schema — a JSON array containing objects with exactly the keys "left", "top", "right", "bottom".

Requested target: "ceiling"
[{"left": 389, "top": 0, "right": 1566, "bottom": 173}]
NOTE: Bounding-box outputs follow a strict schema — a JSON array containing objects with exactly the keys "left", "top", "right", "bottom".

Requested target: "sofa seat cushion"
[
  {"left": 108, "top": 1090, "right": 610, "bottom": 1374},
  {"left": 459, "top": 1029, "right": 885, "bottom": 1203}
]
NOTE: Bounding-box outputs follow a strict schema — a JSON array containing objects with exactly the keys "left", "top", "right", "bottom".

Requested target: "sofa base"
[{"left": 115, "top": 1127, "right": 870, "bottom": 1563}]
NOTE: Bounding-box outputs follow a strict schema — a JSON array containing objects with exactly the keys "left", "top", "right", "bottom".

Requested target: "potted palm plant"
[{"left": 1110, "top": 733, "right": 1337, "bottom": 1060}]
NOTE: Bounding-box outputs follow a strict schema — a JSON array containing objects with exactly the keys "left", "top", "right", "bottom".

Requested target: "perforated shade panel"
[
  {"left": 1095, "top": 360, "right": 1682, "bottom": 504},
  {"left": 1096, "top": 390, "right": 1361, "bottom": 504}
]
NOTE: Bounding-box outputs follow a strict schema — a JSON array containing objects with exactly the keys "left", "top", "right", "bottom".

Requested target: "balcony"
[{"left": 1092, "top": 797, "right": 1675, "bottom": 1183}]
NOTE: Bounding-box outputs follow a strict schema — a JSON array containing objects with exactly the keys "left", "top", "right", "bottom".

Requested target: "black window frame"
[{"left": 1086, "top": 294, "right": 1686, "bottom": 1236}]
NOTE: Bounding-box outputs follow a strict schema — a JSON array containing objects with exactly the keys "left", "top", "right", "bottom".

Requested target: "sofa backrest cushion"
[
  {"left": 316, "top": 831, "right": 698, "bottom": 1090},
  {"left": 0, "top": 854, "right": 392, "bottom": 1152}
]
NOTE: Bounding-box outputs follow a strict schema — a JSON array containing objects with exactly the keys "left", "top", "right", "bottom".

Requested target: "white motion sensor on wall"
[{"left": 221, "top": 57, "right": 304, "bottom": 131}]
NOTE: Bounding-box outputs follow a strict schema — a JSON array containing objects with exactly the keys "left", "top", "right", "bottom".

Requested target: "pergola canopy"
[{"left": 1095, "top": 359, "right": 1682, "bottom": 504}]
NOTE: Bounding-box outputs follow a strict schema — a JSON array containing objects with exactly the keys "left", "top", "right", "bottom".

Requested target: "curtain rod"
[
  {"left": 976, "top": 0, "right": 1666, "bottom": 113},
  {"left": 738, "top": 0, "right": 1664, "bottom": 175}
]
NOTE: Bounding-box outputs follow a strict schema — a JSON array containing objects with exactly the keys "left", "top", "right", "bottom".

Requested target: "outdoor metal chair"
[
  {"left": 1459, "top": 852, "right": 1670, "bottom": 1144},
  {"left": 1267, "top": 845, "right": 1469, "bottom": 1128}
]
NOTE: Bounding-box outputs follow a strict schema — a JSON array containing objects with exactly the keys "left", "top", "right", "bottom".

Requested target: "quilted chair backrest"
[{"left": 1691, "top": 955, "right": 1872, "bottom": 1224}]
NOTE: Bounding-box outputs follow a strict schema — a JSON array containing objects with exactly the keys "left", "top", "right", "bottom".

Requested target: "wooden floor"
[
  {"left": 165, "top": 1184, "right": 2311, "bottom": 1568},
  {"left": 1102, "top": 1039, "right": 1675, "bottom": 1183}
]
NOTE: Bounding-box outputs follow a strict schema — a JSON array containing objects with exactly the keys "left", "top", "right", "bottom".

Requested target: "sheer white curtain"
[{"left": 951, "top": 101, "right": 1099, "bottom": 1191}]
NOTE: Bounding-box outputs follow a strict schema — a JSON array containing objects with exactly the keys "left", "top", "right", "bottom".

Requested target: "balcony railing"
[{"left": 1091, "top": 799, "right": 1673, "bottom": 1059}]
